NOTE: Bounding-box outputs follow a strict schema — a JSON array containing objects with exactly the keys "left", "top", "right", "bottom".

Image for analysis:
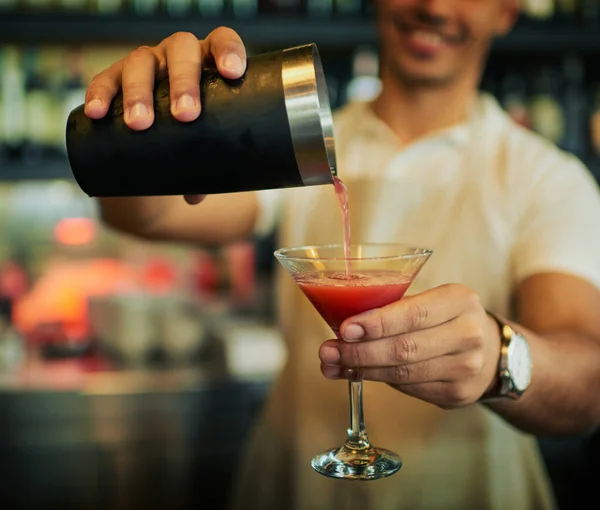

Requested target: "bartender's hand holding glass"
[
  {"left": 83, "top": 28, "right": 247, "bottom": 205},
  {"left": 319, "top": 284, "right": 502, "bottom": 408}
]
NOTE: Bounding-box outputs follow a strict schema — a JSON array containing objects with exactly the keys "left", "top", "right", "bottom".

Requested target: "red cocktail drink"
[
  {"left": 296, "top": 271, "right": 412, "bottom": 336},
  {"left": 275, "top": 244, "right": 431, "bottom": 481}
]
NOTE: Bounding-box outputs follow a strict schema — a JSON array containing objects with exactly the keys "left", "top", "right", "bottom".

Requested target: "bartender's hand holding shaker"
[
  {"left": 84, "top": 28, "right": 248, "bottom": 205},
  {"left": 73, "top": 28, "right": 335, "bottom": 242}
]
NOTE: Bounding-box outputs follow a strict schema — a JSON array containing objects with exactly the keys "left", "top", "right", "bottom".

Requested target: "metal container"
[{"left": 65, "top": 43, "right": 337, "bottom": 197}]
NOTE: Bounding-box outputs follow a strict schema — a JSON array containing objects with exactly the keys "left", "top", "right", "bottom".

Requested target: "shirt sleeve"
[
  {"left": 512, "top": 152, "right": 600, "bottom": 291},
  {"left": 253, "top": 188, "right": 285, "bottom": 237}
]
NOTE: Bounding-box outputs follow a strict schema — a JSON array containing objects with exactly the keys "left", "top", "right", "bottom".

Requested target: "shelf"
[
  {"left": 495, "top": 27, "right": 600, "bottom": 53},
  {"left": 0, "top": 14, "right": 377, "bottom": 47},
  {"left": 0, "top": 14, "right": 599, "bottom": 52},
  {"left": 0, "top": 158, "right": 74, "bottom": 181}
]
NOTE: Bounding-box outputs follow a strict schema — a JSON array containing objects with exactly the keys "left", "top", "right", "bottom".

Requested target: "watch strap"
[{"left": 479, "top": 311, "right": 516, "bottom": 403}]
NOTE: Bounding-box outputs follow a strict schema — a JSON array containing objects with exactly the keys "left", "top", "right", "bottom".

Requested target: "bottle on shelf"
[
  {"left": 589, "top": 84, "right": 600, "bottom": 176},
  {"left": 22, "top": 51, "right": 48, "bottom": 164},
  {"left": 561, "top": 54, "right": 586, "bottom": 158},
  {"left": 60, "top": 49, "right": 87, "bottom": 155},
  {"left": 0, "top": 296, "right": 25, "bottom": 374},
  {"left": 335, "top": 0, "right": 363, "bottom": 17},
  {"left": 0, "top": 47, "right": 26, "bottom": 161},
  {"left": 307, "top": 0, "right": 333, "bottom": 18},
  {"left": 325, "top": 73, "right": 340, "bottom": 110},
  {"left": 555, "top": 0, "right": 579, "bottom": 25},
  {"left": 345, "top": 46, "right": 381, "bottom": 103},
  {"left": 501, "top": 71, "right": 532, "bottom": 130},
  {"left": 521, "top": 0, "right": 555, "bottom": 22},
  {"left": 0, "top": 52, "right": 5, "bottom": 163},
  {"left": 94, "top": 0, "right": 124, "bottom": 15},
  {"left": 259, "top": 0, "right": 302, "bottom": 15},
  {"left": 22, "top": 0, "right": 55, "bottom": 11},
  {"left": 580, "top": 0, "right": 600, "bottom": 30},
  {"left": 198, "top": 0, "right": 225, "bottom": 16},
  {"left": 60, "top": 0, "right": 88, "bottom": 12},
  {"left": 0, "top": 253, "right": 28, "bottom": 374},
  {"left": 133, "top": 0, "right": 161, "bottom": 16},
  {"left": 480, "top": 67, "right": 501, "bottom": 98},
  {"left": 165, "top": 0, "right": 193, "bottom": 16},
  {"left": 528, "top": 66, "right": 567, "bottom": 148},
  {"left": 231, "top": 0, "right": 258, "bottom": 18},
  {"left": 22, "top": 48, "right": 63, "bottom": 164},
  {"left": 0, "top": 0, "right": 19, "bottom": 13}
]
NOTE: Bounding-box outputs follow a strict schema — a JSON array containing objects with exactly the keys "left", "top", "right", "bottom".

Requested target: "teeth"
[{"left": 412, "top": 30, "right": 443, "bottom": 46}]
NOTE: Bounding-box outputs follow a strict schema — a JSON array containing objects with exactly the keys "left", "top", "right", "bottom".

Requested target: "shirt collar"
[{"left": 346, "top": 92, "right": 507, "bottom": 150}]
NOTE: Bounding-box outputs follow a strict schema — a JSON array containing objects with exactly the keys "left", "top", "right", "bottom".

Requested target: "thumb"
[{"left": 184, "top": 194, "right": 206, "bottom": 205}]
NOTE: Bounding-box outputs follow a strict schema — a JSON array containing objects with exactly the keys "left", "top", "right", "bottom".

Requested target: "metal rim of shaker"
[{"left": 281, "top": 43, "right": 337, "bottom": 186}]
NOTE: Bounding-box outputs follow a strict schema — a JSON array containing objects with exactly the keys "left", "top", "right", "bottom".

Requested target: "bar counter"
[{"left": 0, "top": 320, "right": 283, "bottom": 510}]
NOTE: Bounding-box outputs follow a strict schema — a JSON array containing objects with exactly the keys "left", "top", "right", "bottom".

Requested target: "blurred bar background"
[{"left": 0, "top": 1, "right": 599, "bottom": 509}]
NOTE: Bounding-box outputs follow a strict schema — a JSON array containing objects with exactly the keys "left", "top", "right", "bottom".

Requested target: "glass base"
[{"left": 311, "top": 444, "right": 402, "bottom": 480}]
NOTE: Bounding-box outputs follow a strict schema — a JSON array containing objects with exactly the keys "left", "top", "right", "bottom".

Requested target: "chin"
[{"left": 392, "top": 63, "right": 457, "bottom": 87}]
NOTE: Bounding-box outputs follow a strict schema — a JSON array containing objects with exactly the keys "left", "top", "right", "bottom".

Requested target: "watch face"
[{"left": 507, "top": 333, "right": 532, "bottom": 391}]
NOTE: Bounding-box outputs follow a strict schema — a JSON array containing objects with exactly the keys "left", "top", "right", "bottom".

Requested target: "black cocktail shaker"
[{"left": 65, "top": 43, "right": 337, "bottom": 197}]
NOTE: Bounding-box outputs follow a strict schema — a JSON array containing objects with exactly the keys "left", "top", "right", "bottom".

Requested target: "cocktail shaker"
[{"left": 65, "top": 43, "right": 337, "bottom": 197}]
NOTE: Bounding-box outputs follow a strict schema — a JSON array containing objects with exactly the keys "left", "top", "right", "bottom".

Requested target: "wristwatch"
[{"left": 479, "top": 312, "right": 533, "bottom": 402}]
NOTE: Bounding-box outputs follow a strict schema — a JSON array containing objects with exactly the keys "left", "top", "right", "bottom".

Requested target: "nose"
[{"left": 416, "top": 0, "right": 452, "bottom": 23}]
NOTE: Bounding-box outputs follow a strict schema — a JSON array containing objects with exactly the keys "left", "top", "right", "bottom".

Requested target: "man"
[{"left": 86, "top": 1, "right": 600, "bottom": 508}]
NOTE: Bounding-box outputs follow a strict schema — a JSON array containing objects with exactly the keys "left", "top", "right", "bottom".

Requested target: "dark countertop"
[
  {"left": 0, "top": 311, "right": 285, "bottom": 510},
  {"left": 0, "top": 360, "right": 274, "bottom": 510}
]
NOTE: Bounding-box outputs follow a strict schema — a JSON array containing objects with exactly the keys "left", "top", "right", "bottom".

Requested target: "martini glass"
[{"left": 274, "top": 243, "right": 432, "bottom": 480}]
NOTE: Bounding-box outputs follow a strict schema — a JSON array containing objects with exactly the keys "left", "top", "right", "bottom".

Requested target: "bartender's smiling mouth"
[{"left": 393, "top": 18, "right": 468, "bottom": 55}]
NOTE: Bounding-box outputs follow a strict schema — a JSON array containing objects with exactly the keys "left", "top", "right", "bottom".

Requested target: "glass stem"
[{"left": 346, "top": 369, "right": 370, "bottom": 449}]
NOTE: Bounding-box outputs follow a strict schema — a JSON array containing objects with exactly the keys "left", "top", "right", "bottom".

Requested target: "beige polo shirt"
[{"left": 230, "top": 94, "right": 600, "bottom": 510}]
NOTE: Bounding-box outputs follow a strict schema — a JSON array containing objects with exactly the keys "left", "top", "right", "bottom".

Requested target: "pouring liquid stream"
[
  {"left": 333, "top": 176, "right": 352, "bottom": 274},
  {"left": 332, "top": 176, "right": 364, "bottom": 441}
]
